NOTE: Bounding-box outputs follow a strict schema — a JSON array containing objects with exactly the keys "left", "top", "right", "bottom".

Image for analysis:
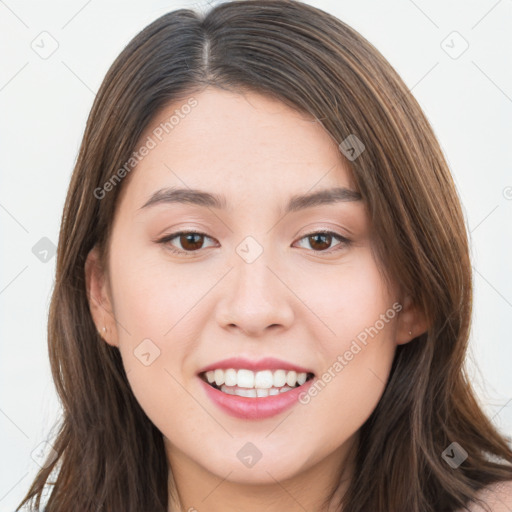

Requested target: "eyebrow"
[{"left": 138, "top": 186, "right": 362, "bottom": 214}]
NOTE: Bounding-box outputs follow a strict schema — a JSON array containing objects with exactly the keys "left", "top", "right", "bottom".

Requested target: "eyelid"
[{"left": 294, "top": 227, "right": 351, "bottom": 243}]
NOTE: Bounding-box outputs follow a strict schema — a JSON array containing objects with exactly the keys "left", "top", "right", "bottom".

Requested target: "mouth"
[{"left": 199, "top": 368, "right": 316, "bottom": 398}]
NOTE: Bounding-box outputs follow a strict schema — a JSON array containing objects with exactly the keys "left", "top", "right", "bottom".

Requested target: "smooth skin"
[{"left": 86, "top": 87, "right": 428, "bottom": 511}]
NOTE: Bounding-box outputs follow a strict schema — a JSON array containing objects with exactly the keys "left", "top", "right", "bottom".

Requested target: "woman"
[{"left": 16, "top": 1, "right": 512, "bottom": 511}]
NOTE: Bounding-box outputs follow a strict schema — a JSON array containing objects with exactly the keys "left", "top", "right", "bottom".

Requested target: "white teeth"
[
  {"left": 214, "top": 369, "right": 225, "bottom": 386},
  {"left": 286, "top": 371, "right": 297, "bottom": 387},
  {"left": 219, "top": 384, "right": 291, "bottom": 397},
  {"left": 220, "top": 385, "right": 235, "bottom": 395},
  {"left": 203, "top": 368, "right": 309, "bottom": 390},
  {"left": 254, "top": 370, "right": 273, "bottom": 389},
  {"left": 237, "top": 387, "right": 257, "bottom": 397},
  {"left": 224, "top": 368, "right": 237, "bottom": 386},
  {"left": 237, "top": 369, "right": 254, "bottom": 388},
  {"left": 211, "top": 368, "right": 311, "bottom": 398},
  {"left": 273, "top": 369, "right": 287, "bottom": 387}
]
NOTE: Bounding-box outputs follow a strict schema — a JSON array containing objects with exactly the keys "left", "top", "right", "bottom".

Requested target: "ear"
[
  {"left": 395, "top": 295, "right": 428, "bottom": 345},
  {"left": 84, "top": 246, "right": 119, "bottom": 347}
]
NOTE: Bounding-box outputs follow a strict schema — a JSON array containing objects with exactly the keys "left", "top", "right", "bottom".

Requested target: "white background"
[{"left": 1, "top": 0, "right": 511, "bottom": 510}]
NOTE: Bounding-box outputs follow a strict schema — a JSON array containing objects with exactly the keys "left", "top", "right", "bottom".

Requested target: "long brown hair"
[{"left": 17, "top": 1, "right": 512, "bottom": 511}]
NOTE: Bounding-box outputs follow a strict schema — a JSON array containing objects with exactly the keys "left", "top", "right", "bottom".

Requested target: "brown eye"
[
  {"left": 307, "top": 233, "right": 332, "bottom": 251},
  {"left": 179, "top": 233, "right": 205, "bottom": 251},
  {"left": 294, "top": 231, "right": 350, "bottom": 253},
  {"left": 157, "top": 230, "right": 350, "bottom": 256},
  {"left": 157, "top": 231, "right": 216, "bottom": 255}
]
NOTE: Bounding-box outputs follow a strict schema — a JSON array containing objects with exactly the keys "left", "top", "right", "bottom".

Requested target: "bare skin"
[{"left": 86, "top": 86, "right": 428, "bottom": 511}]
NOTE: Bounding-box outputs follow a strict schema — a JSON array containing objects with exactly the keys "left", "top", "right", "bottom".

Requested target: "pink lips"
[
  {"left": 199, "top": 378, "right": 314, "bottom": 420},
  {"left": 197, "top": 356, "right": 313, "bottom": 375},
  {"left": 197, "top": 356, "right": 315, "bottom": 420}
]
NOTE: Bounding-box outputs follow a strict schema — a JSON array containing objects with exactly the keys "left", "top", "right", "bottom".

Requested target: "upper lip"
[{"left": 197, "top": 356, "right": 314, "bottom": 375}]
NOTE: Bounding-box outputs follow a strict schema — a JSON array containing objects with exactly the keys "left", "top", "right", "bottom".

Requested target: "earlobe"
[
  {"left": 395, "top": 295, "right": 428, "bottom": 345},
  {"left": 84, "top": 246, "right": 119, "bottom": 347}
]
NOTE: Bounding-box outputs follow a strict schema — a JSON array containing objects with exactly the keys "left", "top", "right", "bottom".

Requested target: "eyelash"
[{"left": 156, "top": 229, "right": 351, "bottom": 256}]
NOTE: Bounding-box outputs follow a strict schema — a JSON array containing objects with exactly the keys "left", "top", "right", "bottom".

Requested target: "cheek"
[
  {"left": 303, "top": 251, "right": 395, "bottom": 342},
  {"left": 106, "top": 249, "right": 188, "bottom": 394},
  {"left": 297, "top": 319, "right": 397, "bottom": 460},
  {"left": 296, "top": 253, "right": 398, "bottom": 431},
  {"left": 108, "top": 241, "right": 207, "bottom": 338}
]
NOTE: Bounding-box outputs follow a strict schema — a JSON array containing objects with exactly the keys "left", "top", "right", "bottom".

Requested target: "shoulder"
[{"left": 463, "top": 480, "right": 512, "bottom": 512}]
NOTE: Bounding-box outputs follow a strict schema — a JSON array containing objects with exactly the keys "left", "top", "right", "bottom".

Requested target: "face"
[{"left": 86, "top": 86, "right": 416, "bottom": 491}]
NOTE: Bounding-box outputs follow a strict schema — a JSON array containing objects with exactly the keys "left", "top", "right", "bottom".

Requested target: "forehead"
[{"left": 117, "top": 87, "right": 357, "bottom": 213}]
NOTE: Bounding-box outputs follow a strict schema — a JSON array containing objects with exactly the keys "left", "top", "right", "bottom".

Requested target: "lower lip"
[{"left": 199, "top": 377, "right": 315, "bottom": 420}]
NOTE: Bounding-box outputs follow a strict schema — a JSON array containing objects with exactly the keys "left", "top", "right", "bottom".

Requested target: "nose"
[{"left": 214, "top": 250, "right": 295, "bottom": 337}]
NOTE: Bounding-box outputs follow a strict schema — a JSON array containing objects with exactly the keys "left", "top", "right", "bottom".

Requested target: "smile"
[{"left": 200, "top": 368, "right": 315, "bottom": 397}]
